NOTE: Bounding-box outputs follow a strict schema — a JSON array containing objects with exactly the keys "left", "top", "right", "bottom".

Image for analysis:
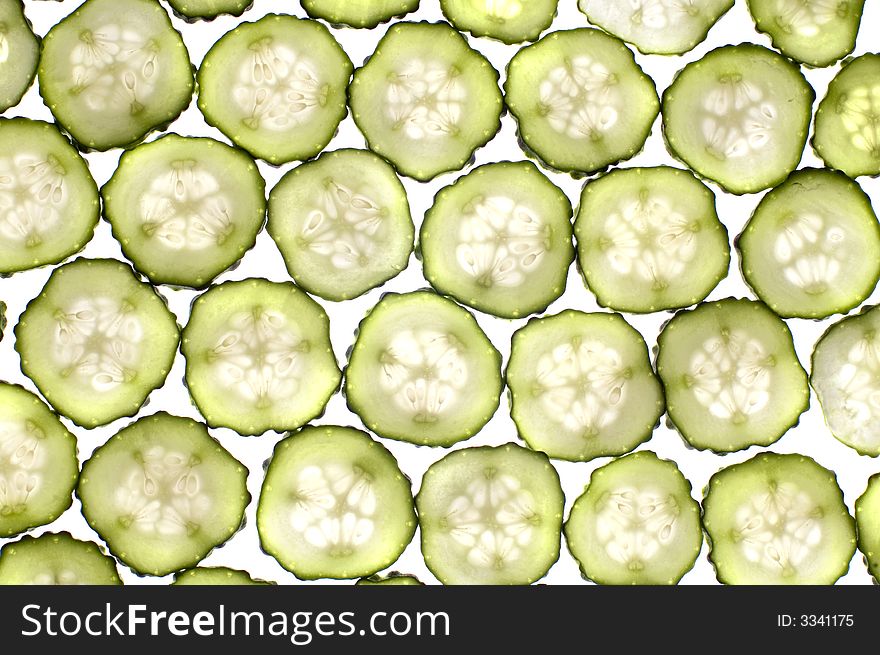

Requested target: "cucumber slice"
[
  {"left": 420, "top": 161, "right": 573, "bottom": 319},
  {"left": 15, "top": 258, "right": 179, "bottom": 429},
  {"left": 0, "top": 118, "right": 100, "bottom": 274},
  {"left": 173, "top": 567, "right": 271, "bottom": 585},
  {"left": 38, "top": 0, "right": 194, "bottom": 151},
  {"left": 0, "top": 300, "right": 5, "bottom": 340},
  {"left": 300, "top": 0, "right": 420, "bottom": 28},
  {"left": 356, "top": 572, "right": 422, "bottom": 585},
  {"left": 810, "top": 305, "right": 880, "bottom": 456},
  {"left": 267, "top": 149, "right": 414, "bottom": 301},
  {"left": 738, "top": 168, "right": 880, "bottom": 319},
  {"left": 813, "top": 54, "right": 880, "bottom": 179},
  {"left": 577, "top": 0, "right": 733, "bottom": 55},
  {"left": 198, "top": 15, "right": 351, "bottom": 165},
  {"left": 345, "top": 291, "right": 502, "bottom": 447},
  {"left": 575, "top": 166, "right": 729, "bottom": 313},
  {"left": 349, "top": 22, "right": 503, "bottom": 182},
  {"left": 656, "top": 299, "right": 809, "bottom": 452},
  {"left": 257, "top": 425, "right": 416, "bottom": 580},
  {"left": 507, "top": 310, "right": 664, "bottom": 462},
  {"left": 181, "top": 278, "right": 341, "bottom": 435},
  {"left": 416, "top": 443, "right": 563, "bottom": 585},
  {"left": 78, "top": 412, "right": 249, "bottom": 577},
  {"left": 103, "top": 134, "right": 267, "bottom": 289},
  {"left": 505, "top": 28, "right": 659, "bottom": 174},
  {"left": 0, "top": 532, "right": 122, "bottom": 585},
  {"left": 747, "top": 0, "right": 864, "bottom": 67},
  {"left": 0, "top": 383, "right": 78, "bottom": 537},
  {"left": 0, "top": 0, "right": 39, "bottom": 112},
  {"left": 165, "top": 0, "right": 252, "bottom": 20},
  {"left": 564, "top": 451, "right": 702, "bottom": 585},
  {"left": 703, "top": 453, "right": 856, "bottom": 585},
  {"left": 662, "top": 44, "right": 814, "bottom": 194},
  {"left": 856, "top": 474, "right": 880, "bottom": 581},
  {"left": 440, "top": 0, "right": 558, "bottom": 44}
]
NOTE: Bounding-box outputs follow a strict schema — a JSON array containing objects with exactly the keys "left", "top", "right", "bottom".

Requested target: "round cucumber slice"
[
  {"left": 813, "top": 54, "right": 880, "bottom": 178},
  {"left": 417, "top": 443, "right": 564, "bottom": 585},
  {"left": 577, "top": 0, "right": 733, "bottom": 55},
  {"left": 182, "top": 278, "right": 341, "bottom": 436},
  {"left": 78, "top": 412, "right": 249, "bottom": 577},
  {"left": 165, "top": 0, "right": 252, "bottom": 20},
  {"left": 505, "top": 28, "right": 659, "bottom": 174},
  {"left": 0, "top": 383, "right": 78, "bottom": 538},
  {"left": 349, "top": 22, "right": 503, "bottom": 182},
  {"left": 440, "top": 0, "right": 558, "bottom": 44},
  {"left": 0, "top": 0, "right": 39, "bottom": 112},
  {"left": 856, "top": 474, "right": 880, "bottom": 582},
  {"left": 356, "top": 572, "right": 422, "bottom": 585},
  {"left": 662, "top": 44, "right": 814, "bottom": 194},
  {"left": 15, "top": 258, "right": 180, "bottom": 429},
  {"left": 173, "top": 567, "right": 271, "bottom": 585},
  {"left": 656, "top": 298, "right": 809, "bottom": 452},
  {"left": 300, "top": 0, "right": 420, "bottom": 28},
  {"left": 198, "top": 15, "right": 351, "bottom": 166},
  {"left": 103, "top": 134, "right": 267, "bottom": 289},
  {"left": 747, "top": 0, "right": 864, "bottom": 67},
  {"left": 0, "top": 532, "right": 122, "bottom": 585},
  {"left": 738, "top": 168, "right": 880, "bottom": 319},
  {"left": 257, "top": 425, "right": 417, "bottom": 580},
  {"left": 0, "top": 118, "right": 100, "bottom": 274},
  {"left": 345, "top": 291, "right": 502, "bottom": 447},
  {"left": 703, "top": 453, "right": 856, "bottom": 585},
  {"left": 811, "top": 304, "right": 880, "bottom": 457},
  {"left": 267, "top": 149, "right": 414, "bottom": 301},
  {"left": 575, "top": 166, "right": 730, "bottom": 313},
  {"left": 508, "top": 310, "right": 664, "bottom": 462},
  {"left": 38, "top": 0, "right": 195, "bottom": 151},
  {"left": 420, "top": 161, "right": 573, "bottom": 319},
  {"left": 565, "top": 451, "right": 702, "bottom": 585}
]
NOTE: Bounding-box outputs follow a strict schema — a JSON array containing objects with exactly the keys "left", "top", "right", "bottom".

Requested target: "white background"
[{"left": 2, "top": 0, "right": 879, "bottom": 585}]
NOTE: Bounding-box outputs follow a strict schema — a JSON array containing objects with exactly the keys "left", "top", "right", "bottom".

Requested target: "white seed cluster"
[
  {"left": 0, "top": 420, "right": 45, "bottom": 517},
  {"left": 0, "top": 26, "right": 9, "bottom": 64},
  {"left": 386, "top": 58, "right": 466, "bottom": 140},
  {"left": 539, "top": 55, "right": 620, "bottom": 140},
  {"left": 773, "top": 213, "right": 845, "bottom": 295},
  {"left": 701, "top": 76, "right": 778, "bottom": 160},
  {"left": 455, "top": 196, "right": 549, "bottom": 288},
  {"left": 839, "top": 84, "right": 880, "bottom": 157},
  {"left": 826, "top": 330, "right": 880, "bottom": 449},
  {"left": 475, "top": 0, "right": 524, "bottom": 21},
  {"left": 594, "top": 487, "right": 680, "bottom": 569},
  {"left": 0, "top": 153, "right": 67, "bottom": 247},
  {"left": 773, "top": 0, "right": 839, "bottom": 38},
  {"left": 288, "top": 464, "right": 377, "bottom": 555},
  {"left": 53, "top": 297, "right": 144, "bottom": 393}
]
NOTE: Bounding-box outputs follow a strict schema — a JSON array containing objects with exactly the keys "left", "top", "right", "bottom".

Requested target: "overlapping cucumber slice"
[
  {"left": 507, "top": 310, "right": 664, "bottom": 462},
  {"left": 856, "top": 474, "right": 880, "bottom": 582},
  {"left": 440, "top": 0, "right": 557, "bottom": 44},
  {"left": 416, "top": 443, "right": 564, "bottom": 585},
  {"left": 257, "top": 425, "right": 416, "bottom": 580},
  {"left": 0, "top": 118, "right": 99, "bottom": 274},
  {"left": 15, "top": 258, "right": 180, "bottom": 428},
  {"left": 0, "top": 532, "right": 122, "bottom": 585},
  {"left": 656, "top": 299, "right": 809, "bottom": 452},
  {"left": 165, "top": 0, "right": 253, "bottom": 20},
  {"left": 420, "top": 161, "right": 573, "bottom": 319},
  {"left": 173, "top": 567, "right": 271, "bottom": 585},
  {"left": 103, "top": 134, "right": 267, "bottom": 289},
  {"left": 38, "top": 0, "right": 195, "bottom": 150},
  {"left": 703, "top": 453, "right": 856, "bottom": 585},
  {"left": 79, "top": 412, "right": 249, "bottom": 577},
  {"left": 565, "top": 452, "right": 702, "bottom": 585},
  {"left": 662, "top": 44, "right": 814, "bottom": 194},
  {"left": 575, "top": 166, "right": 729, "bottom": 313},
  {"left": 198, "top": 15, "right": 351, "bottom": 165},
  {"left": 738, "top": 168, "right": 880, "bottom": 319},
  {"left": 0, "top": 0, "right": 39, "bottom": 112},
  {"left": 300, "top": 0, "right": 420, "bottom": 28},
  {"left": 181, "top": 279, "right": 341, "bottom": 435},
  {"left": 577, "top": 0, "right": 733, "bottom": 55},
  {"left": 505, "top": 28, "right": 659, "bottom": 174},
  {"left": 747, "top": 0, "right": 865, "bottom": 67},
  {"left": 344, "top": 291, "right": 502, "bottom": 447},
  {"left": 268, "top": 149, "right": 414, "bottom": 301},
  {"left": 813, "top": 54, "right": 880, "bottom": 178},
  {"left": 349, "top": 22, "right": 503, "bottom": 181}
]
